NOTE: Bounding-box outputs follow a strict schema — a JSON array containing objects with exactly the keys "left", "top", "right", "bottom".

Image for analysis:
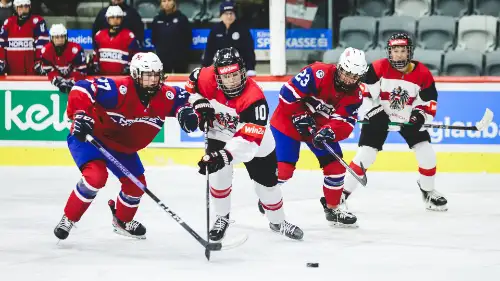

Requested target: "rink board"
[{"left": 0, "top": 80, "right": 499, "bottom": 172}]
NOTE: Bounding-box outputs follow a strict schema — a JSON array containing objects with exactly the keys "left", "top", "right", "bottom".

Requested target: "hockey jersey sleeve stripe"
[
  {"left": 331, "top": 114, "right": 355, "bottom": 127},
  {"left": 72, "top": 85, "right": 95, "bottom": 103},
  {"left": 279, "top": 83, "right": 300, "bottom": 103},
  {"left": 169, "top": 86, "right": 191, "bottom": 116}
]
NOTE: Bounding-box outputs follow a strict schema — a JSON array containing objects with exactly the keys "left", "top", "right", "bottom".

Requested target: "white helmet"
[
  {"left": 49, "top": 24, "right": 67, "bottom": 37},
  {"left": 130, "top": 52, "right": 164, "bottom": 94},
  {"left": 334, "top": 47, "right": 368, "bottom": 92},
  {"left": 105, "top": 5, "right": 125, "bottom": 18},
  {"left": 14, "top": 0, "right": 31, "bottom": 7}
]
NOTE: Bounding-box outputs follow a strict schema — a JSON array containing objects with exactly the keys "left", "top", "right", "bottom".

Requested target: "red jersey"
[
  {"left": 93, "top": 28, "right": 139, "bottom": 75},
  {"left": 185, "top": 66, "right": 274, "bottom": 164},
  {"left": 41, "top": 41, "right": 87, "bottom": 82},
  {"left": 363, "top": 58, "right": 437, "bottom": 128},
  {"left": 67, "top": 77, "right": 190, "bottom": 154},
  {"left": 270, "top": 62, "right": 363, "bottom": 142},
  {"left": 0, "top": 15, "right": 49, "bottom": 74}
]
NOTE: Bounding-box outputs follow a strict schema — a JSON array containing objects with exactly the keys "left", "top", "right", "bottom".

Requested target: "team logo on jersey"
[
  {"left": 119, "top": 85, "right": 127, "bottom": 95},
  {"left": 232, "top": 32, "right": 240, "bottom": 40},
  {"left": 173, "top": 18, "right": 178, "bottom": 23},
  {"left": 33, "top": 18, "right": 39, "bottom": 24},
  {"left": 215, "top": 113, "right": 238, "bottom": 131},
  {"left": 166, "top": 91, "right": 174, "bottom": 100},
  {"left": 72, "top": 47, "right": 78, "bottom": 54},
  {"left": 390, "top": 86, "right": 410, "bottom": 110},
  {"left": 316, "top": 70, "right": 325, "bottom": 78}
]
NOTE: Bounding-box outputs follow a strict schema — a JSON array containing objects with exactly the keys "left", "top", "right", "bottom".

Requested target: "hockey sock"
[
  {"left": 115, "top": 175, "right": 145, "bottom": 222},
  {"left": 344, "top": 146, "right": 377, "bottom": 193},
  {"left": 209, "top": 165, "right": 233, "bottom": 217},
  {"left": 254, "top": 182, "right": 285, "bottom": 224},
  {"left": 413, "top": 141, "right": 437, "bottom": 192},
  {"left": 277, "top": 162, "right": 296, "bottom": 186},
  {"left": 322, "top": 161, "right": 346, "bottom": 207},
  {"left": 64, "top": 161, "right": 107, "bottom": 222}
]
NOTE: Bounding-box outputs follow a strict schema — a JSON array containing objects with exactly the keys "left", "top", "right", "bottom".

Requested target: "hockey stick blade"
[
  {"left": 474, "top": 108, "right": 494, "bottom": 131},
  {"left": 322, "top": 141, "right": 368, "bottom": 187}
]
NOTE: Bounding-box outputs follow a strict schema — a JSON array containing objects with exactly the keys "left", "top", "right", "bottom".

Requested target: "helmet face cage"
[
  {"left": 132, "top": 68, "right": 164, "bottom": 94},
  {"left": 386, "top": 33, "right": 414, "bottom": 69},
  {"left": 213, "top": 48, "right": 247, "bottom": 98},
  {"left": 334, "top": 64, "right": 364, "bottom": 93}
]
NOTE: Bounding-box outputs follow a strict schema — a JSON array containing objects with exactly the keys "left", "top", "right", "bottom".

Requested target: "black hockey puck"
[{"left": 306, "top": 263, "right": 319, "bottom": 268}]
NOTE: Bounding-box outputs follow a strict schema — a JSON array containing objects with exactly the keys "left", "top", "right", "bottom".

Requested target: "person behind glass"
[
  {"left": 152, "top": 0, "right": 191, "bottom": 74},
  {"left": 92, "top": 0, "right": 144, "bottom": 48},
  {"left": 201, "top": 1, "right": 256, "bottom": 77},
  {"left": 0, "top": 0, "right": 13, "bottom": 24}
]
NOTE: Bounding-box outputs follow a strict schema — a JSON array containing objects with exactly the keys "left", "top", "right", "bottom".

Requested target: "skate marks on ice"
[{"left": 0, "top": 167, "right": 500, "bottom": 281}]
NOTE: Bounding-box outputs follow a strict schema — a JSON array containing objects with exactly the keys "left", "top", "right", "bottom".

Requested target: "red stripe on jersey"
[
  {"left": 233, "top": 123, "right": 265, "bottom": 145},
  {"left": 379, "top": 92, "right": 416, "bottom": 105},
  {"left": 419, "top": 167, "right": 436, "bottom": 176},
  {"left": 233, "top": 130, "right": 264, "bottom": 145}
]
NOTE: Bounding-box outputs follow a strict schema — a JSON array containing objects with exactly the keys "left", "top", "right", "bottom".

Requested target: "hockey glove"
[
  {"left": 408, "top": 109, "right": 426, "bottom": 131},
  {"left": 292, "top": 112, "right": 316, "bottom": 137},
  {"left": 364, "top": 105, "right": 390, "bottom": 131},
  {"left": 198, "top": 149, "right": 233, "bottom": 175},
  {"left": 177, "top": 106, "right": 199, "bottom": 133},
  {"left": 71, "top": 112, "right": 95, "bottom": 142},
  {"left": 312, "top": 126, "right": 336, "bottom": 149},
  {"left": 34, "top": 61, "right": 46, "bottom": 75},
  {"left": 0, "top": 60, "right": 6, "bottom": 74},
  {"left": 52, "top": 76, "right": 74, "bottom": 94},
  {"left": 193, "top": 98, "right": 215, "bottom": 130}
]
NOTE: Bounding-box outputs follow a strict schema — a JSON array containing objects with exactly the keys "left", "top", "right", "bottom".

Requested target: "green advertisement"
[{"left": 0, "top": 90, "right": 165, "bottom": 142}]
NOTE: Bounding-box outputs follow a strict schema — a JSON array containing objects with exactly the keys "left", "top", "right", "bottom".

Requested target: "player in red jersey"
[
  {"left": 53, "top": 52, "right": 199, "bottom": 240},
  {"left": 263, "top": 47, "right": 368, "bottom": 227},
  {"left": 40, "top": 24, "right": 87, "bottom": 93},
  {"left": 185, "top": 47, "right": 303, "bottom": 241},
  {"left": 0, "top": 0, "right": 49, "bottom": 75},
  {"left": 343, "top": 33, "right": 448, "bottom": 211},
  {"left": 91, "top": 5, "right": 139, "bottom": 75}
]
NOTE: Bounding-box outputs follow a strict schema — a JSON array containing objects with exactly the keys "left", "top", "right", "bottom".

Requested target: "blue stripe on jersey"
[
  {"left": 94, "top": 77, "right": 119, "bottom": 109},
  {"left": 345, "top": 102, "right": 362, "bottom": 116},
  {"left": 333, "top": 114, "right": 357, "bottom": 126},
  {"left": 290, "top": 67, "right": 317, "bottom": 96},
  {"left": 279, "top": 85, "right": 298, "bottom": 103},
  {"left": 169, "top": 86, "right": 190, "bottom": 116},
  {"left": 74, "top": 80, "right": 97, "bottom": 99}
]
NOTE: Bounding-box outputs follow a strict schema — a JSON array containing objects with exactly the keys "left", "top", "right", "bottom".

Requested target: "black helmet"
[
  {"left": 213, "top": 47, "right": 247, "bottom": 98},
  {"left": 386, "top": 33, "right": 414, "bottom": 69}
]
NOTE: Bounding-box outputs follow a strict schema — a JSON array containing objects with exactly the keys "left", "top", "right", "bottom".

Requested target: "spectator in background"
[
  {"left": 0, "top": 0, "right": 49, "bottom": 75},
  {"left": 152, "top": 0, "right": 191, "bottom": 74},
  {"left": 202, "top": 1, "right": 256, "bottom": 76},
  {"left": 92, "top": 0, "right": 144, "bottom": 48},
  {"left": 41, "top": 24, "right": 86, "bottom": 93},
  {"left": 0, "top": 0, "right": 13, "bottom": 24},
  {"left": 91, "top": 5, "right": 139, "bottom": 75}
]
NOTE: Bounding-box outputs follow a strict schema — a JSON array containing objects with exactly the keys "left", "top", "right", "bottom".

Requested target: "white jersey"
[{"left": 363, "top": 58, "right": 438, "bottom": 131}]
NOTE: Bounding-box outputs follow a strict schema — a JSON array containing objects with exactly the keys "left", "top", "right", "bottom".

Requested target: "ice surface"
[{"left": 1, "top": 166, "right": 499, "bottom": 281}]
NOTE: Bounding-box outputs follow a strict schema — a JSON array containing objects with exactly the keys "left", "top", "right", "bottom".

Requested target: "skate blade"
[
  {"left": 425, "top": 204, "right": 448, "bottom": 212},
  {"left": 328, "top": 221, "right": 359, "bottom": 228},
  {"left": 112, "top": 227, "right": 146, "bottom": 240},
  {"left": 220, "top": 234, "right": 248, "bottom": 250}
]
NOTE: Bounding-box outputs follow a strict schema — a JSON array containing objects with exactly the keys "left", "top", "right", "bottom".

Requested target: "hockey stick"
[
  {"left": 358, "top": 108, "right": 494, "bottom": 131},
  {"left": 308, "top": 128, "right": 368, "bottom": 186},
  {"left": 203, "top": 124, "right": 211, "bottom": 260},
  {"left": 85, "top": 135, "right": 223, "bottom": 252}
]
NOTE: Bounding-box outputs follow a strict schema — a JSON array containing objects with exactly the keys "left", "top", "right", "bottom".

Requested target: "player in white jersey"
[
  {"left": 185, "top": 47, "right": 304, "bottom": 241},
  {"left": 342, "top": 33, "right": 448, "bottom": 211}
]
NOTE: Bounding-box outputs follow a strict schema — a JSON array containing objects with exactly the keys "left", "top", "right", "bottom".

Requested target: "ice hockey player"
[
  {"left": 0, "top": 0, "right": 49, "bottom": 75},
  {"left": 40, "top": 24, "right": 87, "bottom": 93},
  {"left": 91, "top": 5, "right": 140, "bottom": 75},
  {"left": 262, "top": 47, "right": 368, "bottom": 227},
  {"left": 53, "top": 52, "right": 200, "bottom": 240},
  {"left": 185, "top": 47, "right": 303, "bottom": 241},
  {"left": 343, "top": 33, "right": 448, "bottom": 211}
]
